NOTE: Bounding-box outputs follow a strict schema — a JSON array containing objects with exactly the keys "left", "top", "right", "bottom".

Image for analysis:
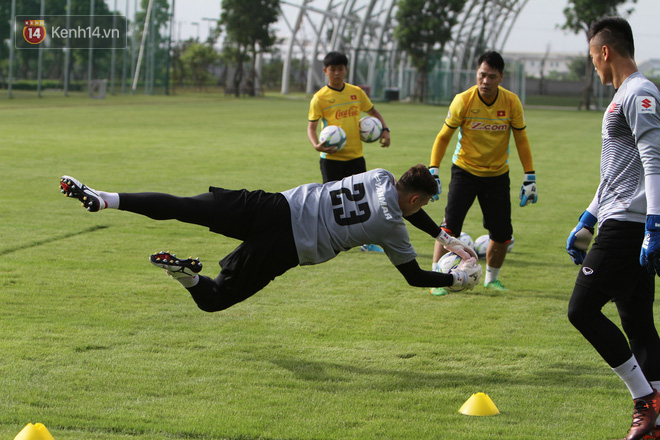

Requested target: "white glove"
[
  {"left": 449, "top": 258, "right": 482, "bottom": 291},
  {"left": 429, "top": 167, "right": 442, "bottom": 201},
  {"left": 436, "top": 229, "right": 478, "bottom": 260}
]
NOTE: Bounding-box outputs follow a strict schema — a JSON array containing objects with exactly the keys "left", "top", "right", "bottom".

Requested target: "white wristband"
[{"left": 436, "top": 229, "right": 451, "bottom": 246}]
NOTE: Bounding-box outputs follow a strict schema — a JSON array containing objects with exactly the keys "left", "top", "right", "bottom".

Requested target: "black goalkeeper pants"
[
  {"left": 119, "top": 188, "right": 299, "bottom": 312},
  {"left": 567, "top": 220, "right": 660, "bottom": 380}
]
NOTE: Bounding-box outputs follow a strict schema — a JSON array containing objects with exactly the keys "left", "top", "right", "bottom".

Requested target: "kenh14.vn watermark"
[{"left": 16, "top": 15, "right": 127, "bottom": 49}]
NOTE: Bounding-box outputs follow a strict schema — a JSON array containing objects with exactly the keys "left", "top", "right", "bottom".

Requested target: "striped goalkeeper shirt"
[{"left": 596, "top": 72, "right": 660, "bottom": 224}]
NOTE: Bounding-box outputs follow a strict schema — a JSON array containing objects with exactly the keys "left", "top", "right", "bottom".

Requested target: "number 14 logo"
[{"left": 24, "top": 20, "right": 46, "bottom": 44}]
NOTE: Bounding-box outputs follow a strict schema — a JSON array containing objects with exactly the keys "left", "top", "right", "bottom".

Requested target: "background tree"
[
  {"left": 538, "top": 44, "right": 551, "bottom": 95},
  {"left": 567, "top": 56, "right": 588, "bottom": 81},
  {"left": 394, "top": 0, "right": 465, "bottom": 102},
  {"left": 179, "top": 41, "right": 220, "bottom": 91},
  {"left": 219, "top": 0, "right": 280, "bottom": 97},
  {"left": 2, "top": 0, "right": 114, "bottom": 87},
  {"left": 0, "top": 0, "right": 11, "bottom": 87},
  {"left": 561, "top": 0, "right": 636, "bottom": 110},
  {"left": 170, "top": 25, "right": 221, "bottom": 92}
]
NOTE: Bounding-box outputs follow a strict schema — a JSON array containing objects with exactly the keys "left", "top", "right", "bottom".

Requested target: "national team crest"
[
  {"left": 497, "top": 110, "right": 506, "bottom": 117},
  {"left": 23, "top": 20, "right": 46, "bottom": 44}
]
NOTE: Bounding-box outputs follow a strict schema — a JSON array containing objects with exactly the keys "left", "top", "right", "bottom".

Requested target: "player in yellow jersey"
[
  {"left": 428, "top": 51, "right": 537, "bottom": 293},
  {"left": 308, "top": 51, "right": 391, "bottom": 253},
  {"left": 308, "top": 52, "right": 391, "bottom": 182}
]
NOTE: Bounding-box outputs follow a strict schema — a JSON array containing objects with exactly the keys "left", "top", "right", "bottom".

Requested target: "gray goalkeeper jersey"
[
  {"left": 282, "top": 169, "right": 417, "bottom": 266},
  {"left": 598, "top": 72, "right": 660, "bottom": 224}
]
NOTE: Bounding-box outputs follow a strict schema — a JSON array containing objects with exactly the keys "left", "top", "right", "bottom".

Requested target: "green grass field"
[{"left": 1, "top": 90, "right": 655, "bottom": 439}]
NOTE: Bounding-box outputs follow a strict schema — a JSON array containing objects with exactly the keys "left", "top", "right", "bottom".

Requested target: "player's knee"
[
  {"left": 187, "top": 277, "right": 235, "bottom": 312},
  {"left": 489, "top": 231, "right": 512, "bottom": 244},
  {"left": 190, "top": 293, "right": 232, "bottom": 312},
  {"left": 566, "top": 306, "right": 582, "bottom": 329},
  {"left": 567, "top": 300, "right": 596, "bottom": 332},
  {"left": 196, "top": 302, "right": 230, "bottom": 313}
]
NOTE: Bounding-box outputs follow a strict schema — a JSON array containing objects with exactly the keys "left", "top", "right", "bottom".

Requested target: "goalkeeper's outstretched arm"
[
  {"left": 396, "top": 259, "right": 480, "bottom": 290},
  {"left": 396, "top": 259, "right": 455, "bottom": 287}
]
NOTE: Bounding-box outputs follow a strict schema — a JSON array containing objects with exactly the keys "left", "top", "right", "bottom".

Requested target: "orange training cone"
[
  {"left": 458, "top": 392, "right": 500, "bottom": 416},
  {"left": 14, "top": 423, "right": 55, "bottom": 440}
]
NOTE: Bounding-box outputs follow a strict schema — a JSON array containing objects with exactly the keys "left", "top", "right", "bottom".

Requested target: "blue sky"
[{"left": 502, "top": 0, "right": 658, "bottom": 62}]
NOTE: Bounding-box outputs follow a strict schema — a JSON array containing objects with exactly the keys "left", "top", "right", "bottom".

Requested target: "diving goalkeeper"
[{"left": 59, "top": 165, "right": 480, "bottom": 312}]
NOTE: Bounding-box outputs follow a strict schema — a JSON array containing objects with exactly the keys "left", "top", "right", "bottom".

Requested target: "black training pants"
[{"left": 119, "top": 188, "right": 299, "bottom": 312}]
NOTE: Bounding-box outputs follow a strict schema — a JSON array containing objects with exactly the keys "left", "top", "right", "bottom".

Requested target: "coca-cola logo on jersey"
[{"left": 335, "top": 106, "right": 359, "bottom": 119}]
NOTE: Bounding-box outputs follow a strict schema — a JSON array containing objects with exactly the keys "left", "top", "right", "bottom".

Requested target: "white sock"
[
  {"left": 431, "top": 262, "right": 438, "bottom": 272},
  {"left": 175, "top": 274, "right": 199, "bottom": 288},
  {"left": 613, "top": 356, "right": 653, "bottom": 399},
  {"left": 485, "top": 266, "right": 500, "bottom": 285},
  {"left": 99, "top": 191, "right": 120, "bottom": 209}
]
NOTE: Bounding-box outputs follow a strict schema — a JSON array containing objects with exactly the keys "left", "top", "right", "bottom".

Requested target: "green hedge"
[{"left": 0, "top": 79, "right": 84, "bottom": 91}]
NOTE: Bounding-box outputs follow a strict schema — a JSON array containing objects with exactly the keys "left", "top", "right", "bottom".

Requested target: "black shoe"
[
  {"left": 60, "top": 175, "right": 106, "bottom": 212},
  {"left": 149, "top": 251, "right": 202, "bottom": 278}
]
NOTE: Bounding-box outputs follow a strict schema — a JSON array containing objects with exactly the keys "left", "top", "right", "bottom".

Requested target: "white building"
[
  {"left": 638, "top": 59, "right": 660, "bottom": 79},
  {"left": 503, "top": 51, "right": 584, "bottom": 79}
]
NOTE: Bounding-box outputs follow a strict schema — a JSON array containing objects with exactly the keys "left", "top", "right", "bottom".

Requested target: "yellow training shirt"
[
  {"left": 309, "top": 83, "right": 374, "bottom": 161},
  {"left": 430, "top": 85, "right": 534, "bottom": 177}
]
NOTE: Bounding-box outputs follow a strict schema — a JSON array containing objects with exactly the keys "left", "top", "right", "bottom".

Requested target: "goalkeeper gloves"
[
  {"left": 519, "top": 173, "right": 537, "bottom": 207},
  {"left": 449, "top": 258, "right": 482, "bottom": 291},
  {"left": 566, "top": 210, "right": 597, "bottom": 265},
  {"left": 429, "top": 167, "right": 442, "bottom": 201},
  {"left": 640, "top": 215, "right": 660, "bottom": 276},
  {"left": 436, "top": 229, "right": 477, "bottom": 260}
]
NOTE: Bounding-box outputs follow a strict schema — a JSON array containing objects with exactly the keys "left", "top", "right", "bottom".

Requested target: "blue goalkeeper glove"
[
  {"left": 566, "top": 210, "right": 597, "bottom": 265},
  {"left": 429, "top": 167, "right": 442, "bottom": 202},
  {"left": 519, "top": 173, "right": 537, "bottom": 207},
  {"left": 640, "top": 215, "right": 660, "bottom": 276}
]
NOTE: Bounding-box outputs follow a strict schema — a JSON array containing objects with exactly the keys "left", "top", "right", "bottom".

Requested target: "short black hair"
[
  {"left": 397, "top": 164, "right": 438, "bottom": 197},
  {"left": 323, "top": 52, "right": 348, "bottom": 67},
  {"left": 588, "top": 16, "right": 635, "bottom": 58},
  {"left": 477, "top": 51, "right": 505, "bottom": 75}
]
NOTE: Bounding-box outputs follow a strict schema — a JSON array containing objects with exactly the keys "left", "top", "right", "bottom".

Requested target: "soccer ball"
[
  {"left": 319, "top": 125, "right": 347, "bottom": 151},
  {"left": 458, "top": 232, "right": 475, "bottom": 253},
  {"left": 359, "top": 116, "right": 383, "bottom": 143},
  {"left": 436, "top": 252, "right": 466, "bottom": 292},
  {"left": 437, "top": 252, "right": 462, "bottom": 273},
  {"left": 473, "top": 234, "right": 514, "bottom": 260},
  {"left": 474, "top": 234, "right": 489, "bottom": 260}
]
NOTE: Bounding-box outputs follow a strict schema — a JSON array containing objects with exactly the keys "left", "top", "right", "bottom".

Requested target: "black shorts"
[
  {"left": 320, "top": 157, "right": 367, "bottom": 183},
  {"left": 207, "top": 188, "right": 299, "bottom": 298},
  {"left": 575, "top": 219, "right": 654, "bottom": 302},
  {"left": 442, "top": 165, "right": 512, "bottom": 242}
]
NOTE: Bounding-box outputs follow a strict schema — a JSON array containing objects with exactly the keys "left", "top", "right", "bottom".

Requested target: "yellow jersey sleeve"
[{"left": 308, "top": 94, "right": 323, "bottom": 122}]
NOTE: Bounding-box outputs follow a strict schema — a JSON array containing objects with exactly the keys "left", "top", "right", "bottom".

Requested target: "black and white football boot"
[
  {"left": 149, "top": 251, "right": 203, "bottom": 279},
  {"left": 60, "top": 175, "right": 107, "bottom": 212}
]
